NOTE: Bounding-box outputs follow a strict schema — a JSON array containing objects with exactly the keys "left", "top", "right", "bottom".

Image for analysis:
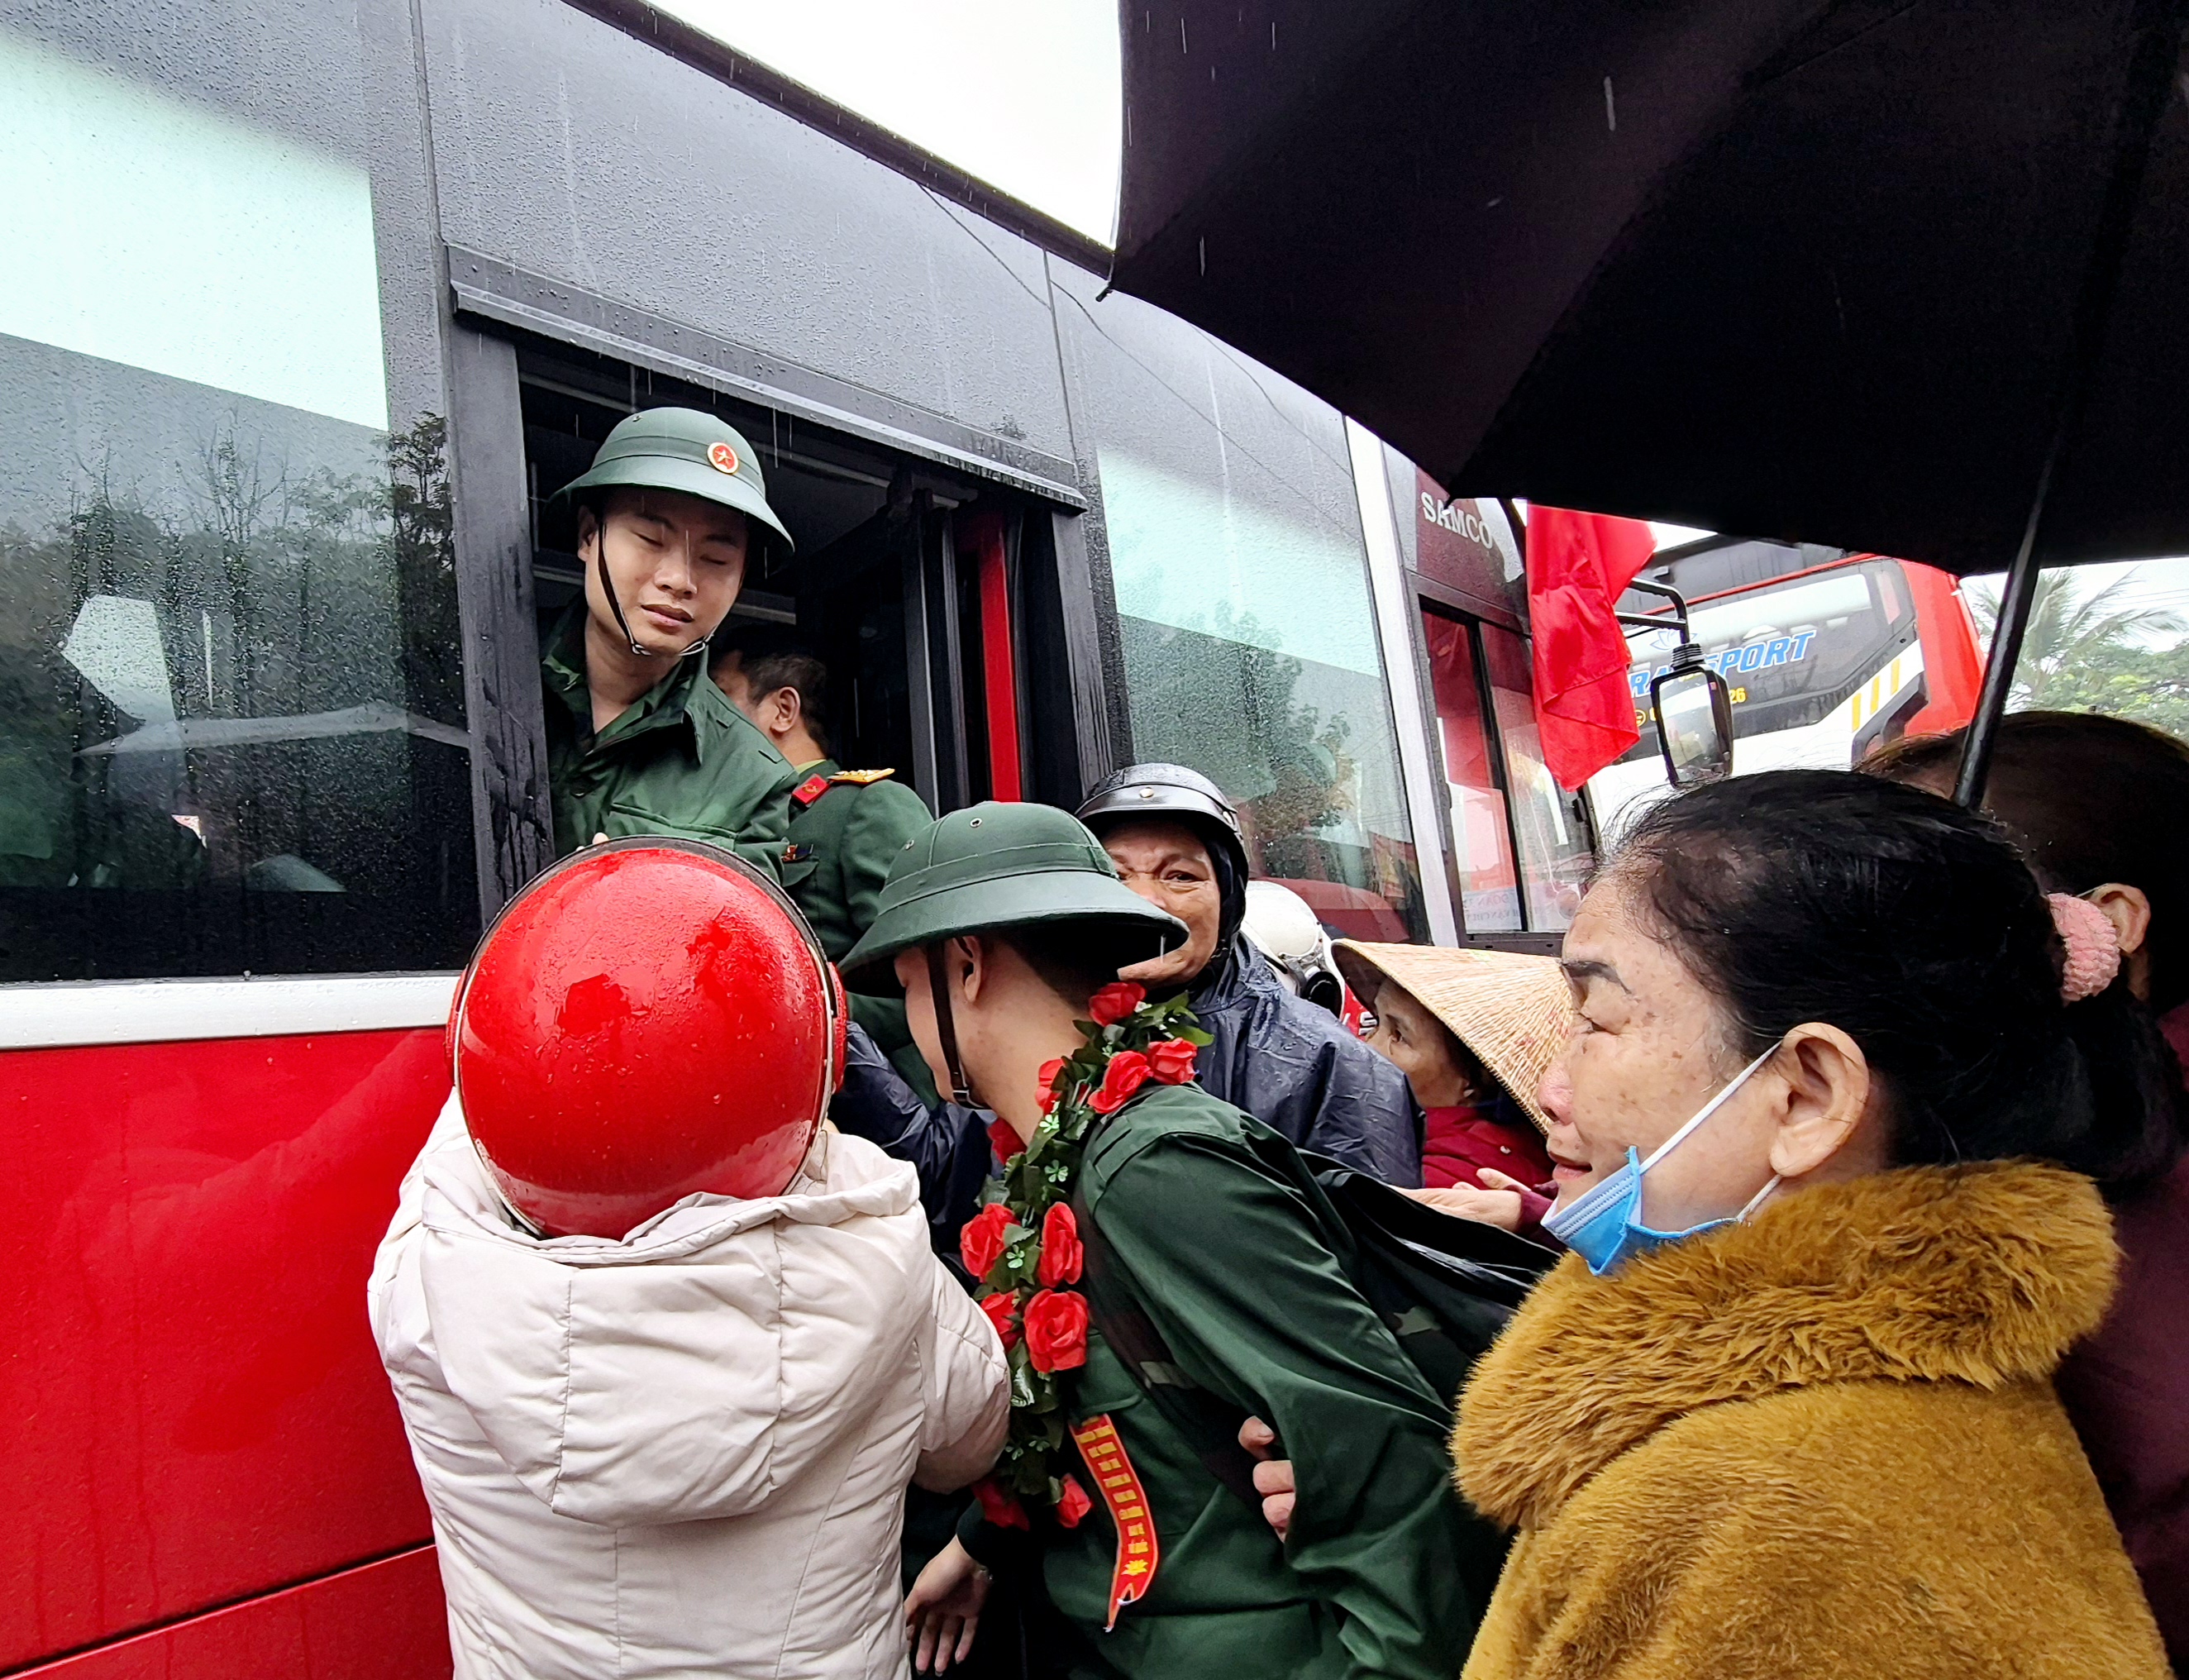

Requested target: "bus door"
[
  {"left": 1388, "top": 471, "right": 1597, "bottom": 948},
  {"left": 1414, "top": 597, "right": 1598, "bottom": 943}
]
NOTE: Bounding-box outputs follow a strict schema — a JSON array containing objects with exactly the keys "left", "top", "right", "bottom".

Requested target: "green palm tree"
[{"left": 1966, "top": 569, "right": 2187, "bottom": 709}]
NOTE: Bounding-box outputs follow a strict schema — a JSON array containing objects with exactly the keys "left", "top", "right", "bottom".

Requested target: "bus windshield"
[
  {"left": 1586, "top": 555, "right": 1974, "bottom": 841},
  {"left": 1621, "top": 561, "right": 1912, "bottom": 747}
]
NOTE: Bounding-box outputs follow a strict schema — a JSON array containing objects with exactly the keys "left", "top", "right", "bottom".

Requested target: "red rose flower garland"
[{"left": 959, "top": 980, "right": 1210, "bottom": 1525}]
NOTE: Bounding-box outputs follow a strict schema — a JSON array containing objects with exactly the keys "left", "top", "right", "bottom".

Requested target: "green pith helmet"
[
  {"left": 839, "top": 801, "right": 1185, "bottom": 995},
  {"left": 550, "top": 407, "right": 794, "bottom": 554}
]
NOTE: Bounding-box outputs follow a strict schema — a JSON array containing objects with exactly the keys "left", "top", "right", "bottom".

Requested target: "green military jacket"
[
  {"left": 780, "top": 759, "right": 937, "bottom": 1097},
  {"left": 779, "top": 760, "right": 932, "bottom": 960},
  {"left": 1042, "top": 1082, "right": 1498, "bottom": 1680},
  {"left": 541, "top": 606, "right": 800, "bottom": 876}
]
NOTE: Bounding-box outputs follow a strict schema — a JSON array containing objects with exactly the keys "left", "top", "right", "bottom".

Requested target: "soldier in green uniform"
[
  {"left": 842, "top": 803, "right": 1496, "bottom": 1680},
  {"left": 712, "top": 623, "right": 937, "bottom": 1095},
  {"left": 541, "top": 407, "right": 803, "bottom": 876}
]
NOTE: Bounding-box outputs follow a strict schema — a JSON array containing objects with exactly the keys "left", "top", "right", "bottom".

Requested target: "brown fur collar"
[{"left": 1454, "top": 1161, "right": 2117, "bottom": 1531}]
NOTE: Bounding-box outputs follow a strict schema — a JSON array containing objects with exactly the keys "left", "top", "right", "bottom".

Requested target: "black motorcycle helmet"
[{"left": 1075, "top": 762, "right": 1251, "bottom": 954}]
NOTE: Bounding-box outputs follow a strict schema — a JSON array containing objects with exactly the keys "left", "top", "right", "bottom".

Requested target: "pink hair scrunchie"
[{"left": 2049, "top": 892, "right": 2123, "bottom": 1003}]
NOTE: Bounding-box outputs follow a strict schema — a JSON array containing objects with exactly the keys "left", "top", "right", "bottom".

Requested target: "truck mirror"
[{"left": 1650, "top": 663, "right": 1733, "bottom": 787}]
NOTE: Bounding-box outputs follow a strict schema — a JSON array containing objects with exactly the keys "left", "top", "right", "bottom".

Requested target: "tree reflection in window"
[{"left": 0, "top": 412, "right": 473, "bottom": 976}]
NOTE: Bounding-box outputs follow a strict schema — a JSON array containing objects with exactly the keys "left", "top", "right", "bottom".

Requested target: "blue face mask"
[{"left": 1541, "top": 1042, "right": 1783, "bottom": 1276}]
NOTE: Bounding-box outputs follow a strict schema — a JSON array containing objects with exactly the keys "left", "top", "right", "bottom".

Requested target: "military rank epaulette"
[{"left": 793, "top": 768, "right": 893, "bottom": 809}]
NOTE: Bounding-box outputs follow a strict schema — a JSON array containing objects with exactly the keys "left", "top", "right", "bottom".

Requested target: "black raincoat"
[
  {"left": 832, "top": 1024, "right": 996, "bottom": 1260},
  {"left": 831, "top": 933, "right": 1422, "bottom": 1248},
  {"left": 1189, "top": 933, "right": 1422, "bottom": 1184}
]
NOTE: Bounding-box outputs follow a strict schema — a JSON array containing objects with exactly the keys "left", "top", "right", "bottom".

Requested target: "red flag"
[{"left": 1525, "top": 507, "right": 1657, "bottom": 790}]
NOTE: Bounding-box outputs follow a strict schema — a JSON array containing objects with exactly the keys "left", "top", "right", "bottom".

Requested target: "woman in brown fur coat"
[{"left": 1455, "top": 770, "right": 2176, "bottom": 1680}]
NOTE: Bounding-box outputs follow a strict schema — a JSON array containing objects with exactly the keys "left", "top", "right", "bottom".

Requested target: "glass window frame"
[
  {"left": 1056, "top": 269, "right": 1434, "bottom": 945},
  {"left": 1411, "top": 580, "right": 1590, "bottom": 948},
  {"left": 0, "top": 0, "right": 484, "bottom": 984},
  {"left": 478, "top": 326, "right": 1104, "bottom": 875},
  {"left": 1476, "top": 618, "right": 1597, "bottom": 932}
]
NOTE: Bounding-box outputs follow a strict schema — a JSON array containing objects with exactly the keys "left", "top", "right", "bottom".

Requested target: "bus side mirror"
[{"left": 1650, "top": 661, "right": 1733, "bottom": 787}]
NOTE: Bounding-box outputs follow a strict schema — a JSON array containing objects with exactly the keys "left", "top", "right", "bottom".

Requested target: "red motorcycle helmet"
[{"left": 450, "top": 838, "right": 846, "bottom": 1239}]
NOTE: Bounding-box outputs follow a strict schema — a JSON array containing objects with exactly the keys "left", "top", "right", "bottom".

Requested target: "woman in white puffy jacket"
[{"left": 370, "top": 1100, "right": 1009, "bottom": 1680}]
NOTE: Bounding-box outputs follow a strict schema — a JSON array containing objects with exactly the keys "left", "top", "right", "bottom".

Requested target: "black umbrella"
[{"left": 1109, "top": 1, "right": 2189, "bottom": 798}]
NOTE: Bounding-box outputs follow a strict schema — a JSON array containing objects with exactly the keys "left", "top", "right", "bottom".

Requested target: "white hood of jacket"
[{"left": 370, "top": 1098, "right": 1006, "bottom": 1679}]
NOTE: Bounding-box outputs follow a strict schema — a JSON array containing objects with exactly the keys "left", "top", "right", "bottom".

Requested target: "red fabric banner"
[{"left": 1524, "top": 507, "right": 1658, "bottom": 790}]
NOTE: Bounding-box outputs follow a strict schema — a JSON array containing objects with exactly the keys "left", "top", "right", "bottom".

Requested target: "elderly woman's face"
[
  {"left": 1542, "top": 867, "right": 1784, "bottom": 1230},
  {"left": 1363, "top": 982, "right": 1474, "bottom": 1109}
]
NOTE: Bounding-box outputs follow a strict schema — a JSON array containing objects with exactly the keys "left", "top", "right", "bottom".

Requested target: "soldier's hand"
[
  {"left": 1238, "top": 1415, "right": 1295, "bottom": 1541},
  {"left": 906, "top": 1536, "right": 990, "bottom": 1673}
]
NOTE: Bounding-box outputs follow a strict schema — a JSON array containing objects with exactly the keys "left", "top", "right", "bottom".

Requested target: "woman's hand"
[
  {"left": 905, "top": 1537, "right": 990, "bottom": 1674},
  {"left": 1238, "top": 1415, "right": 1295, "bottom": 1540},
  {"left": 1402, "top": 1167, "right": 1528, "bottom": 1231}
]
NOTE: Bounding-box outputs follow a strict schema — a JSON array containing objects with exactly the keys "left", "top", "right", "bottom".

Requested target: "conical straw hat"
[{"left": 1332, "top": 942, "right": 1575, "bottom": 1134}]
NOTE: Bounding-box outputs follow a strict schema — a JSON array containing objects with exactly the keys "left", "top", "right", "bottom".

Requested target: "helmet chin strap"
[
  {"left": 924, "top": 943, "right": 979, "bottom": 1108},
  {"left": 594, "top": 541, "right": 711, "bottom": 660}
]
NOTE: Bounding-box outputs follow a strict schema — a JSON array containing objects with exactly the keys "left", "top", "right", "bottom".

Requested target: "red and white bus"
[{"left": 1587, "top": 541, "right": 1986, "bottom": 835}]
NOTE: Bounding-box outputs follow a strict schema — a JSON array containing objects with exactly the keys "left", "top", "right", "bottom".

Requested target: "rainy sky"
[{"left": 656, "top": 0, "right": 1123, "bottom": 245}]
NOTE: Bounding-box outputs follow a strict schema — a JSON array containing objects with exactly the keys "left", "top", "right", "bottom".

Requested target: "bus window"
[
  {"left": 1480, "top": 623, "right": 1595, "bottom": 929},
  {"left": 1625, "top": 569, "right": 1887, "bottom": 727},
  {"left": 0, "top": 12, "right": 473, "bottom": 981},
  {"left": 1056, "top": 269, "right": 1429, "bottom": 943},
  {"left": 514, "top": 341, "right": 1070, "bottom": 832},
  {"left": 1615, "top": 561, "right": 1924, "bottom": 755},
  {"left": 1877, "top": 563, "right": 1910, "bottom": 623},
  {"left": 1419, "top": 609, "right": 1522, "bottom": 931}
]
